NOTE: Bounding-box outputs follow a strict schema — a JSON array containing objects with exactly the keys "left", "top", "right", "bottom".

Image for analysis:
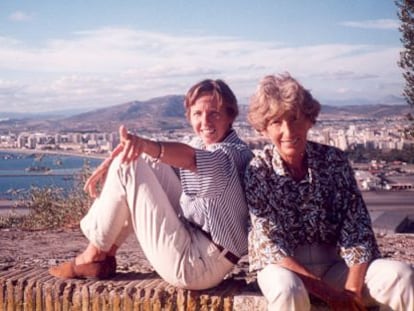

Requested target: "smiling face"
[
  {"left": 189, "top": 94, "right": 234, "bottom": 146},
  {"left": 262, "top": 111, "right": 312, "bottom": 164}
]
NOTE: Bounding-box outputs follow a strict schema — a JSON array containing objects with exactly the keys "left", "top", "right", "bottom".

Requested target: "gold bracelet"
[{"left": 153, "top": 141, "right": 164, "bottom": 163}]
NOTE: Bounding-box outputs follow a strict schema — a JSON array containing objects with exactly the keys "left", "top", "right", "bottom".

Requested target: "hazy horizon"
[
  {"left": 0, "top": 94, "right": 409, "bottom": 119},
  {"left": 0, "top": 1, "right": 405, "bottom": 113}
]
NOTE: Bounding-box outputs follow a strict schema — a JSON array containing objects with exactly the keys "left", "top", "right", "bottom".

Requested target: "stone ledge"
[
  {"left": 1, "top": 267, "right": 245, "bottom": 310},
  {"left": 2, "top": 229, "right": 412, "bottom": 310},
  {"left": 1, "top": 267, "right": 337, "bottom": 310}
]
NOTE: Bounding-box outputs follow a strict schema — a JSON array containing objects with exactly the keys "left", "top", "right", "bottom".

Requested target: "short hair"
[
  {"left": 184, "top": 79, "right": 238, "bottom": 122},
  {"left": 248, "top": 73, "right": 321, "bottom": 132}
]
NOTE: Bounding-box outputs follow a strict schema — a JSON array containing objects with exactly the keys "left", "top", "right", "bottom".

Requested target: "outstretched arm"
[
  {"left": 84, "top": 124, "right": 197, "bottom": 197},
  {"left": 119, "top": 125, "right": 196, "bottom": 170}
]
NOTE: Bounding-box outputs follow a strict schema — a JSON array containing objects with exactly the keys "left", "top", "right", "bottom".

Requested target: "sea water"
[{"left": 0, "top": 151, "right": 102, "bottom": 200}]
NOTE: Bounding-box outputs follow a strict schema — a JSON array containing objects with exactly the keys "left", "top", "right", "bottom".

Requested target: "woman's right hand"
[{"left": 118, "top": 125, "right": 147, "bottom": 164}]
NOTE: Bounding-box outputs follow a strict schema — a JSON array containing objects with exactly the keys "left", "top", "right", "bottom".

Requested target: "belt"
[
  {"left": 214, "top": 243, "right": 240, "bottom": 265},
  {"left": 201, "top": 231, "right": 240, "bottom": 265},
  {"left": 186, "top": 221, "right": 240, "bottom": 265}
]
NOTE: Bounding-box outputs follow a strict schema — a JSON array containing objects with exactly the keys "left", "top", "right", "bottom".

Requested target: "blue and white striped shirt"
[{"left": 179, "top": 129, "right": 253, "bottom": 257}]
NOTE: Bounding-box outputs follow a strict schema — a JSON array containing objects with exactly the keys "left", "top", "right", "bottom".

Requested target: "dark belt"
[
  {"left": 214, "top": 243, "right": 240, "bottom": 265},
  {"left": 195, "top": 226, "right": 240, "bottom": 265}
]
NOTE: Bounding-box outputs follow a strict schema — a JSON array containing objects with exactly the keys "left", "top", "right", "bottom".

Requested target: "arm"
[
  {"left": 344, "top": 262, "right": 369, "bottom": 298},
  {"left": 84, "top": 124, "right": 197, "bottom": 197},
  {"left": 335, "top": 157, "right": 379, "bottom": 297},
  {"left": 83, "top": 143, "right": 124, "bottom": 197},
  {"left": 119, "top": 125, "right": 197, "bottom": 170}
]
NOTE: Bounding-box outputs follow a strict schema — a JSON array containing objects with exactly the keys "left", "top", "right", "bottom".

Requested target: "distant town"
[{"left": 0, "top": 111, "right": 413, "bottom": 193}]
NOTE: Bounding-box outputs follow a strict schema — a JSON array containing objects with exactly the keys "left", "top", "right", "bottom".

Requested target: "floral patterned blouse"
[{"left": 245, "top": 141, "right": 380, "bottom": 272}]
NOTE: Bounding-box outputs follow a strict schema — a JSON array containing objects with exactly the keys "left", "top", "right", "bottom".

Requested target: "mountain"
[
  {"left": 0, "top": 94, "right": 412, "bottom": 133},
  {"left": 58, "top": 95, "right": 188, "bottom": 132},
  {"left": 322, "top": 95, "right": 406, "bottom": 107},
  {"left": 320, "top": 104, "right": 412, "bottom": 119},
  {"left": 55, "top": 100, "right": 414, "bottom": 132}
]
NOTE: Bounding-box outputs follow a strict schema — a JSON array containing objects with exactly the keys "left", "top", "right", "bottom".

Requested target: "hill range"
[{"left": 0, "top": 94, "right": 412, "bottom": 133}]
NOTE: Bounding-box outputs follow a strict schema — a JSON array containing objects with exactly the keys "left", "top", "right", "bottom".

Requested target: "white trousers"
[
  {"left": 80, "top": 156, "right": 234, "bottom": 290},
  {"left": 257, "top": 244, "right": 414, "bottom": 311}
]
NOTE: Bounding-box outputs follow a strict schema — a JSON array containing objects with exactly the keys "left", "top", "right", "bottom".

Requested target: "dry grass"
[{"left": 0, "top": 164, "right": 95, "bottom": 230}]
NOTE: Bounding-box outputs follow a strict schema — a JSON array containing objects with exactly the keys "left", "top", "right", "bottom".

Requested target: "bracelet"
[{"left": 153, "top": 141, "right": 165, "bottom": 163}]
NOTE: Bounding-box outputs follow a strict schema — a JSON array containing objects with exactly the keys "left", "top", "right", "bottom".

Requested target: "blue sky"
[{"left": 0, "top": 0, "right": 405, "bottom": 112}]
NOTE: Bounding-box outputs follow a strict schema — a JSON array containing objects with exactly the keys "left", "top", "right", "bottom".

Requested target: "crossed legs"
[{"left": 50, "top": 156, "right": 234, "bottom": 289}]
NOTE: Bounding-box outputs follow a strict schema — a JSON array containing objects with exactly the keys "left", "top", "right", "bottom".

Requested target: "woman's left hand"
[
  {"left": 83, "top": 143, "right": 124, "bottom": 198},
  {"left": 83, "top": 124, "right": 143, "bottom": 197}
]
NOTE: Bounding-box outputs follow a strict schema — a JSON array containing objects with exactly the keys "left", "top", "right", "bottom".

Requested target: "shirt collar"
[{"left": 270, "top": 143, "right": 313, "bottom": 183}]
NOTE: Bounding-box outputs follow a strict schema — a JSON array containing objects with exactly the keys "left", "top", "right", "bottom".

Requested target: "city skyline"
[{"left": 0, "top": 1, "right": 406, "bottom": 113}]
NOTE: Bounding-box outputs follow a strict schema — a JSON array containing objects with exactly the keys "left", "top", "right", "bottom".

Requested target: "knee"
[
  {"left": 368, "top": 259, "right": 414, "bottom": 293},
  {"left": 257, "top": 265, "right": 310, "bottom": 310},
  {"left": 366, "top": 260, "right": 414, "bottom": 310},
  {"left": 392, "top": 261, "right": 414, "bottom": 289},
  {"left": 383, "top": 260, "right": 413, "bottom": 287},
  {"left": 270, "top": 281, "right": 308, "bottom": 307}
]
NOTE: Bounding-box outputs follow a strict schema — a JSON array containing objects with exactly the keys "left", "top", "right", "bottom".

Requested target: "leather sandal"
[{"left": 49, "top": 256, "right": 116, "bottom": 279}]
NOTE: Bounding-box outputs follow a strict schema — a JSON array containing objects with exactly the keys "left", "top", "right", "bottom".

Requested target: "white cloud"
[
  {"left": 8, "top": 11, "right": 32, "bottom": 22},
  {"left": 0, "top": 27, "right": 404, "bottom": 112},
  {"left": 0, "top": 79, "right": 24, "bottom": 95},
  {"left": 340, "top": 19, "right": 399, "bottom": 30}
]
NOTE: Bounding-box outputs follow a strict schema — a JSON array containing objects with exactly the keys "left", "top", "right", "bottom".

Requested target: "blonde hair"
[
  {"left": 248, "top": 73, "right": 320, "bottom": 132},
  {"left": 184, "top": 79, "right": 238, "bottom": 122}
]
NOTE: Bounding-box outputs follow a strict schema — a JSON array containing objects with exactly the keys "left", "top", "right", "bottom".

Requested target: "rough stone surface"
[{"left": 1, "top": 228, "right": 413, "bottom": 310}]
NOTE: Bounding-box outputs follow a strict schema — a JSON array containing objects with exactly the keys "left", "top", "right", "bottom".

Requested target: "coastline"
[
  {"left": 0, "top": 148, "right": 104, "bottom": 204},
  {"left": 0, "top": 147, "right": 107, "bottom": 160}
]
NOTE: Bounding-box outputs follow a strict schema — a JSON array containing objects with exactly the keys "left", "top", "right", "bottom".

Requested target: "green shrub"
[{"left": 0, "top": 162, "right": 95, "bottom": 230}]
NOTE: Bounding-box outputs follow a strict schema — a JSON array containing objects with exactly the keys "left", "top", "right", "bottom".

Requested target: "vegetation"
[
  {"left": 346, "top": 144, "right": 414, "bottom": 164},
  {"left": 0, "top": 161, "right": 95, "bottom": 230},
  {"left": 396, "top": 0, "right": 414, "bottom": 137},
  {"left": 405, "top": 112, "right": 414, "bottom": 138},
  {"left": 396, "top": 0, "right": 414, "bottom": 107}
]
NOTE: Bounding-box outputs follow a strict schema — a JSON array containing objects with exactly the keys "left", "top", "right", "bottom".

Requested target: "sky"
[{"left": 0, "top": 0, "right": 406, "bottom": 113}]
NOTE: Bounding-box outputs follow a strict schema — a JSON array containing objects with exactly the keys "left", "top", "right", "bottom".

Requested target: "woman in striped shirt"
[{"left": 49, "top": 79, "right": 253, "bottom": 290}]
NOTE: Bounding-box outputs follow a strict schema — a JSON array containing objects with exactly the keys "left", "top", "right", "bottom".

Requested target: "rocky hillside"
[
  {"left": 0, "top": 94, "right": 412, "bottom": 133},
  {"left": 60, "top": 95, "right": 187, "bottom": 132}
]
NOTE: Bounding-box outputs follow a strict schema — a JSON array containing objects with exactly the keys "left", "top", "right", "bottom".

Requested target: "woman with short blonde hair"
[{"left": 245, "top": 73, "right": 414, "bottom": 310}]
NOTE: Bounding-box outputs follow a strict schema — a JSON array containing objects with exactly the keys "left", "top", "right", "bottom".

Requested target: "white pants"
[
  {"left": 80, "top": 156, "right": 234, "bottom": 290},
  {"left": 257, "top": 244, "right": 414, "bottom": 311}
]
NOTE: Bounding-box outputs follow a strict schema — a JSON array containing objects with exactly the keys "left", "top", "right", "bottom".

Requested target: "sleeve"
[
  {"left": 191, "top": 147, "right": 234, "bottom": 198},
  {"left": 337, "top": 157, "right": 381, "bottom": 266},
  {"left": 245, "top": 158, "right": 291, "bottom": 270}
]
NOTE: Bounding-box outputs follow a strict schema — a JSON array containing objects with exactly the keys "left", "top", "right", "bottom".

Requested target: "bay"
[{"left": 0, "top": 151, "right": 103, "bottom": 199}]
